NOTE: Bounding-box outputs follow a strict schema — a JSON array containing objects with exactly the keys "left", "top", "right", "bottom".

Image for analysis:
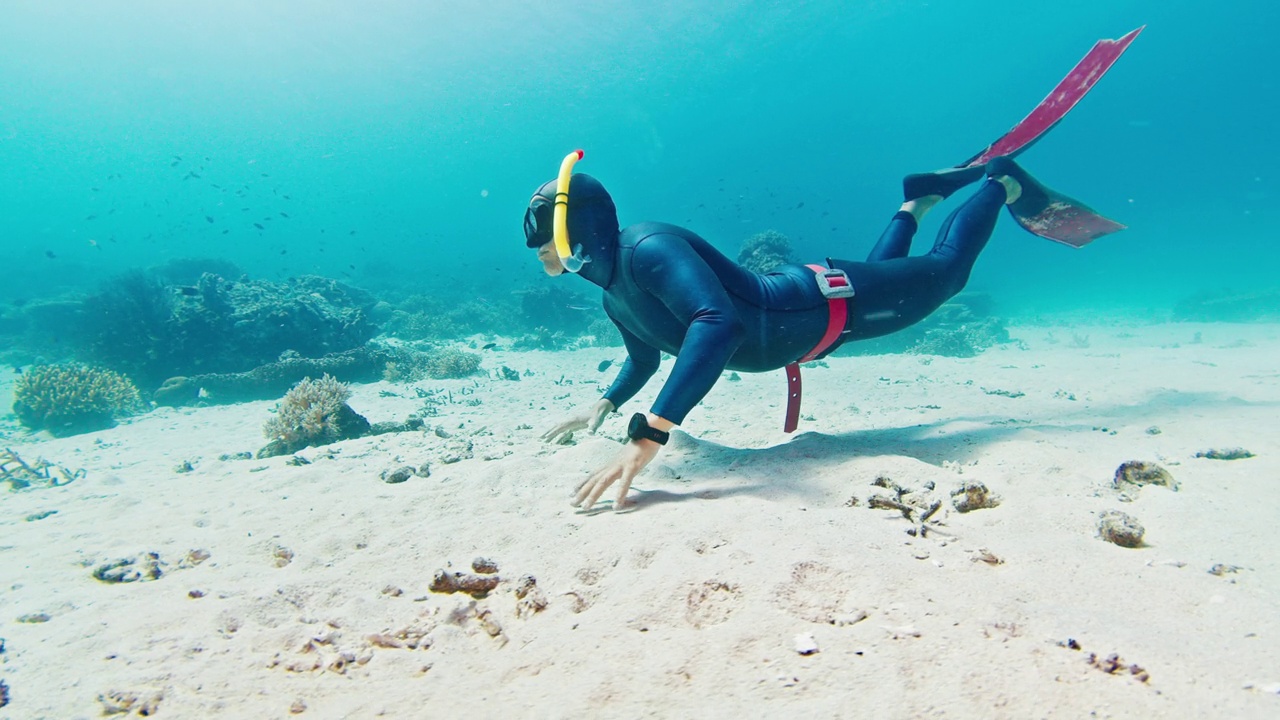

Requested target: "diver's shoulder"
[{"left": 619, "top": 221, "right": 699, "bottom": 246}]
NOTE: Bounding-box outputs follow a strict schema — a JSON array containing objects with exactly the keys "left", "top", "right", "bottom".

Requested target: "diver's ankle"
[
  {"left": 993, "top": 175, "right": 1022, "bottom": 205},
  {"left": 901, "top": 195, "right": 942, "bottom": 221}
]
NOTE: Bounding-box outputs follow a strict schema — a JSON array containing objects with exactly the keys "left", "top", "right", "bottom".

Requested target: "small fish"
[
  {"left": 566, "top": 305, "right": 592, "bottom": 311},
  {"left": 482, "top": 342, "right": 497, "bottom": 350},
  {"left": 85, "top": 214, "right": 97, "bottom": 221},
  {"left": 91, "top": 186, "right": 100, "bottom": 192},
  {"left": 177, "top": 286, "right": 200, "bottom": 296},
  {"left": 253, "top": 223, "right": 265, "bottom": 230},
  {"left": 280, "top": 211, "right": 290, "bottom": 218},
  {"left": 597, "top": 359, "right": 613, "bottom": 372},
  {"left": 221, "top": 229, "right": 229, "bottom": 234},
  {"left": 282, "top": 194, "right": 291, "bottom": 200},
  {"left": 44, "top": 250, "right": 56, "bottom": 259},
  {"left": 795, "top": 201, "right": 805, "bottom": 209},
  {"left": 87, "top": 239, "right": 99, "bottom": 249},
  {"left": 280, "top": 249, "right": 287, "bottom": 255},
  {"left": 183, "top": 170, "right": 202, "bottom": 180},
  {"left": 205, "top": 216, "right": 215, "bottom": 223}
]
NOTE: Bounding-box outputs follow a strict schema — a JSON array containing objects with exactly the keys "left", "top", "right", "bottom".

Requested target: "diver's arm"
[
  {"left": 543, "top": 321, "right": 658, "bottom": 445},
  {"left": 632, "top": 235, "right": 745, "bottom": 425},
  {"left": 601, "top": 319, "right": 661, "bottom": 411}
]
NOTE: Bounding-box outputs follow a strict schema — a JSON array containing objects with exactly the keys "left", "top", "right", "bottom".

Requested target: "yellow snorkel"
[{"left": 553, "top": 149, "right": 587, "bottom": 273}]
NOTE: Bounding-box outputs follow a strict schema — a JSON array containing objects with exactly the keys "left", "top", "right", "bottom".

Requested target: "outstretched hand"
[
  {"left": 573, "top": 439, "right": 662, "bottom": 512},
  {"left": 541, "top": 398, "right": 615, "bottom": 444}
]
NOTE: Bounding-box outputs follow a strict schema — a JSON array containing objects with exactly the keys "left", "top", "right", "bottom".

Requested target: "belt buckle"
[{"left": 815, "top": 269, "right": 855, "bottom": 300}]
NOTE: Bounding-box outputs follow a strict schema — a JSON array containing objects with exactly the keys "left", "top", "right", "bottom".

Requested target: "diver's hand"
[
  {"left": 573, "top": 438, "right": 661, "bottom": 512},
  {"left": 541, "top": 398, "right": 615, "bottom": 444}
]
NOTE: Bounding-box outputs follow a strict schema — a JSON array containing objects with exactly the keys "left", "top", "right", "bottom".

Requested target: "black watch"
[{"left": 627, "top": 412, "right": 670, "bottom": 445}]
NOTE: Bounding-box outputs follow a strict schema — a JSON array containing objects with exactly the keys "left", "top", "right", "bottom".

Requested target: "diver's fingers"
[
  {"left": 587, "top": 413, "right": 606, "bottom": 434},
  {"left": 613, "top": 472, "right": 637, "bottom": 511},
  {"left": 572, "top": 468, "right": 604, "bottom": 505},
  {"left": 542, "top": 419, "right": 581, "bottom": 443},
  {"left": 579, "top": 470, "right": 617, "bottom": 511},
  {"left": 573, "top": 472, "right": 596, "bottom": 496}
]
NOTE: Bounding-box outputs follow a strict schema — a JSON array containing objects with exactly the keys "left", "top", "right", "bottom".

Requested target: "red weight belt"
[{"left": 783, "top": 264, "right": 851, "bottom": 433}]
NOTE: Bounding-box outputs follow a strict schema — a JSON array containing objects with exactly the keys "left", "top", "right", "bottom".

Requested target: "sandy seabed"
[{"left": 1, "top": 321, "right": 1278, "bottom": 719}]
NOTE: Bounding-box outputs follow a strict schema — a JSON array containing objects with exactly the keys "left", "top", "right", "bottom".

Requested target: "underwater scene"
[{"left": 1, "top": 1, "right": 1277, "bottom": 717}]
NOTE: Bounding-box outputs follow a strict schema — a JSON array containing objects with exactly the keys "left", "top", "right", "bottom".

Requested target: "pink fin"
[{"left": 964, "top": 26, "right": 1145, "bottom": 167}]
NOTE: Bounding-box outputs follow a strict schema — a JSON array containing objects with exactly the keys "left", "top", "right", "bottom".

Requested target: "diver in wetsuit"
[{"left": 526, "top": 154, "right": 1048, "bottom": 511}]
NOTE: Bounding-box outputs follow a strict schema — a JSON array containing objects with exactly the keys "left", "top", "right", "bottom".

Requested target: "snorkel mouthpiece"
[{"left": 553, "top": 149, "right": 589, "bottom": 273}]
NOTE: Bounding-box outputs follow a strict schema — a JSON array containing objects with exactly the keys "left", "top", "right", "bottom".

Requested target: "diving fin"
[
  {"left": 987, "top": 156, "right": 1125, "bottom": 248},
  {"left": 961, "top": 27, "right": 1144, "bottom": 245},
  {"left": 962, "top": 26, "right": 1145, "bottom": 167}
]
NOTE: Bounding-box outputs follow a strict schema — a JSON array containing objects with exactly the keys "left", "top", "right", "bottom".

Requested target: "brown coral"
[{"left": 259, "top": 374, "right": 370, "bottom": 457}]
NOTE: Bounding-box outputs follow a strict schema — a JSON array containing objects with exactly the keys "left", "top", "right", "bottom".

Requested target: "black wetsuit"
[{"left": 532, "top": 174, "right": 1006, "bottom": 425}]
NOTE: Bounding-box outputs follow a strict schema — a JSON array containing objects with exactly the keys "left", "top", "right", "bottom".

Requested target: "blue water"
[{"left": 0, "top": 0, "right": 1275, "bottom": 315}]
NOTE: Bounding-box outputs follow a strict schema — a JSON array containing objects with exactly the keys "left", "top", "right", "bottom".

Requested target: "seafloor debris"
[
  {"left": 794, "top": 632, "right": 820, "bottom": 655},
  {"left": 98, "top": 688, "right": 164, "bottom": 716},
  {"left": 380, "top": 465, "right": 416, "bottom": 484},
  {"left": 1098, "top": 511, "right": 1145, "bottom": 548},
  {"left": 514, "top": 575, "right": 548, "bottom": 618},
  {"left": 971, "top": 548, "right": 1004, "bottom": 566},
  {"left": 1058, "top": 638, "right": 1150, "bottom": 683},
  {"left": 1087, "top": 652, "right": 1150, "bottom": 683},
  {"left": 0, "top": 678, "right": 8, "bottom": 709},
  {"left": 951, "top": 482, "right": 1001, "bottom": 513},
  {"left": 471, "top": 557, "right": 499, "bottom": 574},
  {"left": 429, "top": 570, "right": 499, "bottom": 598},
  {"left": 93, "top": 553, "right": 166, "bottom": 584},
  {"left": 273, "top": 546, "right": 294, "bottom": 568},
  {"left": 1195, "top": 447, "right": 1255, "bottom": 460},
  {"left": 1113, "top": 461, "right": 1178, "bottom": 492},
  {"left": 1, "top": 448, "right": 84, "bottom": 491},
  {"left": 1208, "top": 563, "right": 1243, "bottom": 577},
  {"left": 862, "top": 475, "right": 973, "bottom": 538}
]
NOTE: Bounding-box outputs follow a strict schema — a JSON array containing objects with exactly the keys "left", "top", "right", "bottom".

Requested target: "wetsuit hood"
[{"left": 527, "top": 173, "right": 618, "bottom": 288}]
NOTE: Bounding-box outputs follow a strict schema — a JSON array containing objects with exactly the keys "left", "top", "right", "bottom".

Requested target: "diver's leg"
[
  {"left": 864, "top": 196, "right": 942, "bottom": 262},
  {"left": 832, "top": 179, "right": 1009, "bottom": 340},
  {"left": 924, "top": 178, "right": 1007, "bottom": 295}
]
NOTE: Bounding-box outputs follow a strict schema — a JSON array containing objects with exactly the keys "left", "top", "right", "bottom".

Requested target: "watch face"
[{"left": 628, "top": 413, "right": 646, "bottom": 439}]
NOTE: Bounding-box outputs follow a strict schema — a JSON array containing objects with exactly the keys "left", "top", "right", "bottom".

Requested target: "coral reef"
[
  {"left": 512, "top": 327, "right": 573, "bottom": 351},
  {"left": 13, "top": 364, "right": 143, "bottom": 436},
  {"left": 737, "top": 229, "right": 796, "bottom": 274},
  {"left": 381, "top": 344, "right": 483, "bottom": 382},
  {"left": 381, "top": 283, "right": 600, "bottom": 344},
  {"left": 77, "top": 271, "right": 379, "bottom": 387},
  {"left": 153, "top": 346, "right": 396, "bottom": 407},
  {"left": 259, "top": 375, "right": 371, "bottom": 457}
]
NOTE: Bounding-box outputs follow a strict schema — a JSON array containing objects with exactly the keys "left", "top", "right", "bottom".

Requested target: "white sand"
[{"left": 2, "top": 321, "right": 1279, "bottom": 718}]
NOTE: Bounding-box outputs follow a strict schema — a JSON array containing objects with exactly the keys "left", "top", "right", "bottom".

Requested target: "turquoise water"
[{"left": 0, "top": 0, "right": 1275, "bottom": 321}]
